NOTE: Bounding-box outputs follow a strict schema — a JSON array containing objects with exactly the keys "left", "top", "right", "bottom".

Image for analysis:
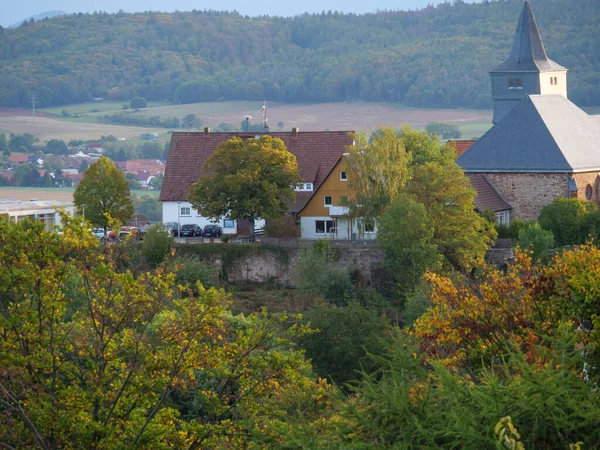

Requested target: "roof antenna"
[{"left": 262, "top": 101, "right": 270, "bottom": 134}]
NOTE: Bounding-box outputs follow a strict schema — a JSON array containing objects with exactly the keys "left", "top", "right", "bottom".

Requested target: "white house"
[{"left": 159, "top": 128, "right": 354, "bottom": 235}]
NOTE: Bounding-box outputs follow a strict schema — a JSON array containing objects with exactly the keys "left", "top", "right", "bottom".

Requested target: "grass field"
[
  {"left": 0, "top": 187, "right": 159, "bottom": 202},
  {"left": 40, "top": 101, "right": 170, "bottom": 116},
  {"left": 0, "top": 101, "right": 494, "bottom": 142}
]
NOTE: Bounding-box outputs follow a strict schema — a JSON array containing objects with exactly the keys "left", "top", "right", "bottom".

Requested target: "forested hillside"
[{"left": 0, "top": 0, "right": 597, "bottom": 109}]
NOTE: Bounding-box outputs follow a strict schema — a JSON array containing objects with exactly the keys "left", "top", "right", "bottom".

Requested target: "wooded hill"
[{"left": 0, "top": 0, "right": 597, "bottom": 109}]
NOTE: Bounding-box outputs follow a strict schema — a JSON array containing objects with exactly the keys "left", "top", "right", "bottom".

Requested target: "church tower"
[{"left": 490, "top": 1, "right": 567, "bottom": 123}]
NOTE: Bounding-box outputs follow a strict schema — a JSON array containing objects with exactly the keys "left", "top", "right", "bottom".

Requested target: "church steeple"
[{"left": 490, "top": 1, "right": 568, "bottom": 123}]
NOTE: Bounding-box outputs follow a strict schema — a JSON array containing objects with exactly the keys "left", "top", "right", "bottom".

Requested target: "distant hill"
[
  {"left": 0, "top": 0, "right": 597, "bottom": 109},
  {"left": 8, "top": 10, "right": 66, "bottom": 28}
]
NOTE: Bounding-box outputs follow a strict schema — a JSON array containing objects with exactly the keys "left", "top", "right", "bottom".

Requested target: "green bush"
[
  {"left": 539, "top": 198, "right": 595, "bottom": 247},
  {"left": 173, "top": 255, "right": 218, "bottom": 291},
  {"left": 518, "top": 223, "right": 554, "bottom": 262},
  {"left": 298, "top": 301, "right": 392, "bottom": 387},
  {"left": 141, "top": 224, "right": 174, "bottom": 268},
  {"left": 264, "top": 215, "right": 300, "bottom": 238}
]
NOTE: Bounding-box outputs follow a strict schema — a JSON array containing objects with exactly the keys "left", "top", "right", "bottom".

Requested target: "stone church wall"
[
  {"left": 485, "top": 173, "right": 567, "bottom": 221},
  {"left": 572, "top": 172, "right": 600, "bottom": 208}
]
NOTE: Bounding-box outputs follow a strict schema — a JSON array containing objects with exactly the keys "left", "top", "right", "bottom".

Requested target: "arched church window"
[{"left": 585, "top": 184, "right": 593, "bottom": 201}]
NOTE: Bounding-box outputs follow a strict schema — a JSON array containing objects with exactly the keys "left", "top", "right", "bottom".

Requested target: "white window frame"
[
  {"left": 180, "top": 206, "right": 191, "bottom": 216},
  {"left": 315, "top": 219, "right": 335, "bottom": 234},
  {"left": 495, "top": 211, "right": 510, "bottom": 225},
  {"left": 324, "top": 196, "right": 333, "bottom": 206},
  {"left": 340, "top": 171, "right": 347, "bottom": 181}
]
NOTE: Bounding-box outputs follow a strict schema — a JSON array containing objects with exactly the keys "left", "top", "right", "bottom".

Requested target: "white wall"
[
  {"left": 539, "top": 71, "right": 568, "bottom": 97},
  {"left": 300, "top": 216, "right": 377, "bottom": 240},
  {"left": 162, "top": 201, "right": 264, "bottom": 234}
]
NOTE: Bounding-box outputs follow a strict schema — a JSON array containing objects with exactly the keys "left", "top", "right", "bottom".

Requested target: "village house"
[
  {"left": 457, "top": 1, "right": 600, "bottom": 222},
  {"left": 297, "top": 154, "right": 377, "bottom": 240},
  {"left": 160, "top": 128, "right": 354, "bottom": 235},
  {"left": 0, "top": 199, "right": 75, "bottom": 231}
]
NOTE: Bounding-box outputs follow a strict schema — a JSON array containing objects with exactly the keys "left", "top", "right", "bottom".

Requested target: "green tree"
[
  {"left": 425, "top": 121, "right": 462, "bottom": 139},
  {"left": 518, "top": 222, "right": 554, "bottom": 262},
  {"left": 125, "top": 172, "right": 141, "bottom": 189},
  {"left": 73, "top": 156, "right": 134, "bottom": 231},
  {"left": 538, "top": 198, "right": 594, "bottom": 247},
  {"left": 130, "top": 96, "right": 147, "bottom": 110},
  {"left": 406, "top": 162, "right": 496, "bottom": 270},
  {"left": 148, "top": 172, "right": 163, "bottom": 190},
  {"left": 345, "top": 127, "right": 410, "bottom": 230},
  {"left": 0, "top": 133, "right": 7, "bottom": 156},
  {"left": 138, "top": 141, "right": 162, "bottom": 159},
  {"left": 13, "top": 163, "right": 40, "bottom": 187},
  {"left": 141, "top": 223, "right": 174, "bottom": 268},
  {"left": 79, "top": 159, "right": 89, "bottom": 173},
  {"left": 377, "top": 194, "right": 441, "bottom": 298},
  {"left": 189, "top": 135, "right": 301, "bottom": 230},
  {"left": 298, "top": 302, "right": 392, "bottom": 387},
  {"left": 9, "top": 133, "right": 35, "bottom": 151},
  {"left": 182, "top": 113, "right": 200, "bottom": 129}
]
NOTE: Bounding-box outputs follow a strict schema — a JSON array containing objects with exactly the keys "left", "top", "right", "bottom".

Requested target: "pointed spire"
[
  {"left": 508, "top": 1, "right": 548, "bottom": 64},
  {"left": 492, "top": 1, "right": 566, "bottom": 72}
]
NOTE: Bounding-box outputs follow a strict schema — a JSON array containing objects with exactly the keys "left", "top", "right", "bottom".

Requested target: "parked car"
[
  {"left": 91, "top": 228, "right": 105, "bottom": 238},
  {"left": 180, "top": 224, "right": 202, "bottom": 237},
  {"left": 203, "top": 224, "right": 223, "bottom": 238},
  {"left": 164, "top": 222, "right": 179, "bottom": 236}
]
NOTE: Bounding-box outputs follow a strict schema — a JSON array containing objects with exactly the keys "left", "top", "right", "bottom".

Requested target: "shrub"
[
  {"left": 264, "top": 215, "right": 300, "bottom": 238},
  {"left": 298, "top": 301, "right": 392, "bottom": 387},
  {"left": 539, "top": 198, "right": 595, "bottom": 247},
  {"left": 518, "top": 223, "right": 554, "bottom": 262},
  {"left": 173, "top": 255, "right": 218, "bottom": 291},
  {"left": 141, "top": 224, "right": 174, "bottom": 268}
]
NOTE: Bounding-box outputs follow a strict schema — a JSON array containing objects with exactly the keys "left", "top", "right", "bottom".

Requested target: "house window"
[
  {"left": 340, "top": 171, "right": 347, "bottom": 181},
  {"left": 305, "top": 183, "right": 313, "bottom": 191},
  {"left": 295, "top": 182, "right": 313, "bottom": 192},
  {"left": 315, "top": 220, "right": 335, "bottom": 234},
  {"left": 509, "top": 78, "right": 515, "bottom": 88},
  {"left": 586, "top": 184, "right": 593, "bottom": 201},
  {"left": 364, "top": 219, "right": 375, "bottom": 233},
  {"left": 495, "top": 211, "right": 510, "bottom": 225},
  {"left": 224, "top": 219, "right": 235, "bottom": 228},
  {"left": 324, "top": 196, "right": 333, "bottom": 206},
  {"left": 180, "top": 206, "right": 191, "bottom": 216},
  {"left": 550, "top": 77, "right": 554, "bottom": 86},
  {"left": 554, "top": 76, "right": 558, "bottom": 85},
  {"left": 340, "top": 195, "right": 348, "bottom": 205},
  {"left": 516, "top": 78, "right": 522, "bottom": 88}
]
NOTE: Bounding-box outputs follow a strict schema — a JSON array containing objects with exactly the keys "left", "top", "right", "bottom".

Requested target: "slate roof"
[
  {"left": 491, "top": 1, "right": 566, "bottom": 73},
  {"left": 447, "top": 140, "right": 477, "bottom": 158},
  {"left": 159, "top": 131, "right": 354, "bottom": 203},
  {"left": 457, "top": 95, "right": 600, "bottom": 173},
  {"left": 467, "top": 173, "right": 512, "bottom": 213}
]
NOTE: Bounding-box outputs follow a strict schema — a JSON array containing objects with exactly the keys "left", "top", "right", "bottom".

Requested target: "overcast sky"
[{"left": 1, "top": 0, "right": 474, "bottom": 27}]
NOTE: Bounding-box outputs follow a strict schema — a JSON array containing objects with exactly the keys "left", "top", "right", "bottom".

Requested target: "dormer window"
[
  {"left": 295, "top": 182, "right": 313, "bottom": 192},
  {"left": 508, "top": 78, "right": 522, "bottom": 89}
]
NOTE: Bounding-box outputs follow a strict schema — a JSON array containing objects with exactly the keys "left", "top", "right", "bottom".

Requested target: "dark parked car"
[
  {"left": 203, "top": 224, "right": 223, "bottom": 238},
  {"left": 180, "top": 224, "right": 202, "bottom": 237},
  {"left": 164, "top": 222, "right": 179, "bottom": 236}
]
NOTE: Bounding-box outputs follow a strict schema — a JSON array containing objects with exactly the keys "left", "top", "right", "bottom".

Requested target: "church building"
[{"left": 458, "top": 1, "right": 600, "bottom": 221}]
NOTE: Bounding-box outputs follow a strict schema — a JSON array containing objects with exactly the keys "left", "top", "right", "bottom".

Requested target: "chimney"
[
  {"left": 292, "top": 127, "right": 299, "bottom": 137},
  {"left": 203, "top": 127, "right": 210, "bottom": 136}
]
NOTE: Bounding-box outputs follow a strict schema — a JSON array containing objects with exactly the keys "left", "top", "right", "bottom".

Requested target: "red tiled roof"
[
  {"left": 159, "top": 131, "right": 354, "bottom": 203},
  {"left": 9, "top": 153, "right": 29, "bottom": 163},
  {"left": 0, "top": 171, "right": 15, "bottom": 183},
  {"left": 447, "top": 140, "right": 477, "bottom": 158},
  {"left": 125, "top": 159, "right": 165, "bottom": 172},
  {"left": 467, "top": 173, "right": 512, "bottom": 213}
]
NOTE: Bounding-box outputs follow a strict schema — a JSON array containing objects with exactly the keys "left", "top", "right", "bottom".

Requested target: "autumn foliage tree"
[
  {"left": 0, "top": 216, "right": 337, "bottom": 448},
  {"left": 189, "top": 135, "right": 301, "bottom": 230},
  {"left": 73, "top": 156, "right": 134, "bottom": 231}
]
